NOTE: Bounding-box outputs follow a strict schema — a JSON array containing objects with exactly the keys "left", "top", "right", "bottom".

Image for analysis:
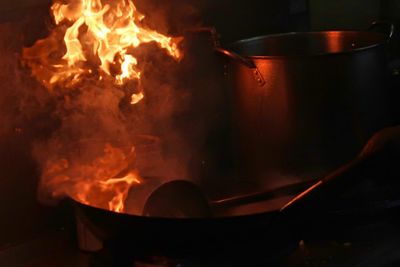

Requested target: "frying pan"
[{"left": 71, "top": 126, "right": 400, "bottom": 261}]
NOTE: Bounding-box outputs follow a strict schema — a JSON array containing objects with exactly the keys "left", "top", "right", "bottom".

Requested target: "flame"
[
  {"left": 24, "top": 0, "right": 184, "bottom": 213},
  {"left": 23, "top": 0, "right": 182, "bottom": 100},
  {"left": 131, "top": 91, "right": 144, "bottom": 105},
  {"left": 99, "top": 173, "right": 140, "bottom": 212},
  {"left": 43, "top": 144, "right": 141, "bottom": 213}
]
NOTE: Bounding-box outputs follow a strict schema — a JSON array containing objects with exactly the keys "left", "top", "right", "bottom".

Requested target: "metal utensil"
[
  {"left": 142, "top": 180, "right": 212, "bottom": 218},
  {"left": 143, "top": 179, "right": 316, "bottom": 217}
]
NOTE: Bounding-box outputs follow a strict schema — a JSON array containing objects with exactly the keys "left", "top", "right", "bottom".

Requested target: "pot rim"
[{"left": 229, "top": 30, "right": 388, "bottom": 59}]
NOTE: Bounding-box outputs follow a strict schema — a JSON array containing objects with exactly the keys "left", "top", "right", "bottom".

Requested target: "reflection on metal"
[
  {"left": 280, "top": 181, "right": 323, "bottom": 211},
  {"left": 253, "top": 68, "right": 266, "bottom": 86}
]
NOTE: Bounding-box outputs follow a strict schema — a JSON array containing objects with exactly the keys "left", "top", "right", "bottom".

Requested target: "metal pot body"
[{"left": 226, "top": 31, "right": 393, "bottom": 180}]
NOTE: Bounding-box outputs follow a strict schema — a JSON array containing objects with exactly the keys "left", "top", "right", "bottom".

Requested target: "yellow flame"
[
  {"left": 116, "top": 54, "right": 140, "bottom": 85},
  {"left": 24, "top": 0, "right": 183, "bottom": 213},
  {"left": 99, "top": 172, "right": 141, "bottom": 212},
  {"left": 24, "top": 0, "right": 182, "bottom": 97},
  {"left": 54, "top": 0, "right": 181, "bottom": 84},
  {"left": 43, "top": 144, "right": 141, "bottom": 213},
  {"left": 131, "top": 92, "right": 144, "bottom": 105}
]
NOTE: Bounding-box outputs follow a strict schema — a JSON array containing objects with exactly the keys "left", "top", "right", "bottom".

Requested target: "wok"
[
  {"left": 72, "top": 186, "right": 299, "bottom": 260},
  {"left": 71, "top": 126, "right": 400, "bottom": 260}
]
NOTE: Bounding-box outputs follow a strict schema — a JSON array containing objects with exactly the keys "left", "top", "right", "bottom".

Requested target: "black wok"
[
  {"left": 71, "top": 126, "right": 400, "bottom": 261},
  {"left": 72, "top": 188, "right": 298, "bottom": 261}
]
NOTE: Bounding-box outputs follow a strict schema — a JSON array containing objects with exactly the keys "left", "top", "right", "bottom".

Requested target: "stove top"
[{"left": 2, "top": 220, "right": 400, "bottom": 267}]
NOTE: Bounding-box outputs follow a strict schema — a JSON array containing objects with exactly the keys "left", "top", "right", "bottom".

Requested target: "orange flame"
[
  {"left": 24, "top": 0, "right": 184, "bottom": 213},
  {"left": 43, "top": 144, "right": 141, "bottom": 213},
  {"left": 23, "top": 0, "right": 182, "bottom": 101}
]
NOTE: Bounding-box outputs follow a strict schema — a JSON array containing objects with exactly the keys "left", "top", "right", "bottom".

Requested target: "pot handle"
[
  {"left": 368, "top": 21, "right": 395, "bottom": 40},
  {"left": 215, "top": 48, "right": 256, "bottom": 69},
  {"left": 215, "top": 48, "right": 266, "bottom": 86},
  {"left": 188, "top": 27, "right": 256, "bottom": 68},
  {"left": 187, "top": 27, "right": 266, "bottom": 86}
]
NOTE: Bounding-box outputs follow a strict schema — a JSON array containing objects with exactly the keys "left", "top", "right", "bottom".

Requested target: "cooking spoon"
[
  {"left": 143, "top": 179, "right": 316, "bottom": 218},
  {"left": 142, "top": 180, "right": 212, "bottom": 218}
]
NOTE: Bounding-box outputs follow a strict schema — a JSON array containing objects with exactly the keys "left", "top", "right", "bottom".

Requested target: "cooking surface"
[
  {"left": 0, "top": 2, "right": 399, "bottom": 267},
  {"left": 2, "top": 224, "right": 400, "bottom": 267}
]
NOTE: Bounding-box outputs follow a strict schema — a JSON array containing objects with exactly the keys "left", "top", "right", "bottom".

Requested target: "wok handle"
[
  {"left": 368, "top": 20, "right": 395, "bottom": 40},
  {"left": 280, "top": 126, "right": 400, "bottom": 216}
]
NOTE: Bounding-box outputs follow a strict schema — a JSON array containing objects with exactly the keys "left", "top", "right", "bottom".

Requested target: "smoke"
[
  {"left": 0, "top": 26, "right": 22, "bottom": 137},
  {"left": 0, "top": 0, "right": 227, "bottom": 214},
  {"left": 134, "top": 0, "right": 205, "bottom": 35},
  {"left": 0, "top": 20, "right": 52, "bottom": 139}
]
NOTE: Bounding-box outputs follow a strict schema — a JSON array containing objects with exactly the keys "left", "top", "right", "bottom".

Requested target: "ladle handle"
[{"left": 212, "top": 179, "right": 318, "bottom": 210}]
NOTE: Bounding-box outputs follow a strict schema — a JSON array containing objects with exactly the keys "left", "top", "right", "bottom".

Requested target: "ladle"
[{"left": 143, "top": 179, "right": 316, "bottom": 217}]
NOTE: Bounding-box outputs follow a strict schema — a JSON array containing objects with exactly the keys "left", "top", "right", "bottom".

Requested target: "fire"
[
  {"left": 99, "top": 173, "right": 141, "bottom": 212},
  {"left": 23, "top": 0, "right": 182, "bottom": 98},
  {"left": 43, "top": 144, "right": 141, "bottom": 213},
  {"left": 24, "top": 0, "right": 183, "bottom": 212},
  {"left": 131, "top": 92, "right": 144, "bottom": 105}
]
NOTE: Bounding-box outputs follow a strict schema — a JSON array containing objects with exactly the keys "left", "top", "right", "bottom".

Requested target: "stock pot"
[{"left": 216, "top": 21, "right": 395, "bottom": 179}]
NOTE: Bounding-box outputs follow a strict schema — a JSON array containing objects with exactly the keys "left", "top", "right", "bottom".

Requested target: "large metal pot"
[{"left": 217, "top": 22, "right": 395, "bottom": 181}]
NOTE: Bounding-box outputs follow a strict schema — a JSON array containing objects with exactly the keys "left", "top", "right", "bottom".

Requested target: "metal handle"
[
  {"left": 212, "top": 179, "right": 319, "bottom": 210},
  {"left": 215, "top": 48, "right": 266, "bottom": 86},
  {"left": 184, "top": 27, "right": 221, "bottom": 47},
  {"left": 186, "top": 27, "right": 266, "bottom": 86},
  {"left": 368, "top": 20, "right": 395, "bottom": 40},
  {"left": 215, "top": 48, "right": 257, "bottom": 69},
  {"left": 185, "top": 28, "right": 254, "bottom": 68}
]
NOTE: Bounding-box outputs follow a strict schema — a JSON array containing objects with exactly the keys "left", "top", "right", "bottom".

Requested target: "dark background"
[
  {"left": 2, "top": 0, "right": 400, "bottom": 41},
  {"left": 0, "top": 0, "right": 399, "bottom": 248}
]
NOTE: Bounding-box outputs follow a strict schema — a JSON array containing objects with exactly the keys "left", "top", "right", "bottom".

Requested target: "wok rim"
[
  {"left": 70, "top": 197, "right": 281, "bottom": 222},
  {"left": 229, "top": 30, "right": 388, "bottom": 59}
]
